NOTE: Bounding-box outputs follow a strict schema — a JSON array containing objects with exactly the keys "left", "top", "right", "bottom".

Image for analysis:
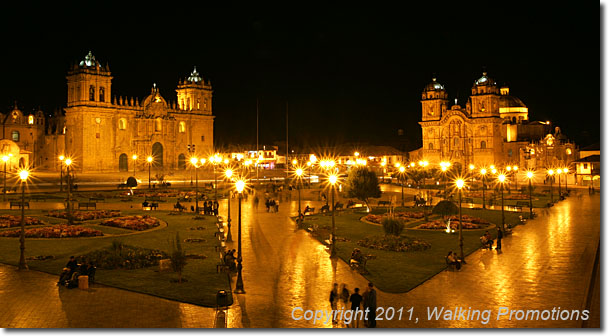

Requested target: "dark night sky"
[{"left": 0, "top": 4, "right": 599, "bottom": 150}]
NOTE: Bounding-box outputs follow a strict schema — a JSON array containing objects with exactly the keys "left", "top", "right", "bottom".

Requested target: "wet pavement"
[{"left": 0, "top": 185, "right": 600, "bottom": 328}]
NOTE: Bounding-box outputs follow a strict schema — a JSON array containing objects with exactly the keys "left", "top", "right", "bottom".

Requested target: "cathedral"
[
  {"left": 64, "top": 52, "right": 214, "bottom": 172},
  {"left": 412, "top": 72, "right": 577, "bottom": 170},
  {"left": 0, "top": 52, "right": 215, "bottom": 173}
]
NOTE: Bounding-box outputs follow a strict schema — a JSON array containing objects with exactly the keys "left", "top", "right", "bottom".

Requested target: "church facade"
[
  {"left": 412, "top": 72, "right": 577, "bottom": 170},
  {"left": 64, "top": 52, "right": 214, "bottom": 172}
]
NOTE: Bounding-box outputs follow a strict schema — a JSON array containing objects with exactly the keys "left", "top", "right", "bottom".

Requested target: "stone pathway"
[{"left": 0, "top": 186, "right": 599, "bottom": 328}]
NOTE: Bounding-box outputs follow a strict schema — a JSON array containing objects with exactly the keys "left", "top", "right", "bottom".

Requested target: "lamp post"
[
  {"left": 295, "top": 168, "right": 303, "bottom": 216},
  {"left": 132, "top": 154, "right": 137, "bottom": 177},
  {"left": 191, "top": 157, "right": 199, "bottom": 213},
  {"left": 2, "top": 155, "right": 9, "bottom": 202},
  {"left": 329, "top": 173, "right": 338, "bottom": 257},
  {"left": 563, "top": 168, "right": 569, "bottom": 193},
  {"left": 556, "top": 169, "right": 562, "bottom": 197},
  {"left": 234, "top": 179, "right": 246, "bottom": 294},
  {"left": 480, "top": 168, "right": 487, "bottom": 209},
  {"left": 456, "top": 178, "right": 465, "bottom": 263},
  {"left": 513, "top": 166, "right": 519, "bottom": 190},
  {"left": 65, "top": 158, "right": 73, "bottom": 226},
  {"left": 469, "top": 164, "right": 475, "bottom": 186},
  {"left": 527, "top": 171, "right": 534, "bottom": 218},
  {"left": 498, "top": 174, "right": 506, "bottom": 233},
  {"left": 147, "top": 156, "right": 153, "bottom": 189},
  {"left": 548, "top": 169, "right": 554, "bottom": 203},
  {"left": 225, "top": 169, "right": 233, "bottom": 242},
  {"left": 399, "top": 165, "right": 405, "bottom": 207},
  {"left": 441, "top": 165, "right": 448, "bottom": 199},
  {"left": 58, "top": 155, "right": 65, "bottom": 192},
  {"left": 18, "top": 169, "right": 29, "bottom": 270}
]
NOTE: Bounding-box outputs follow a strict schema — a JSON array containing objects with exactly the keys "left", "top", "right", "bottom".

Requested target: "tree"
[
  {"left": 344, "top": 166, "right": 382, "bottom": 211},
  {"left": 382, "top": 217, "right": 405, "bottom": 236},
  {"left": 169, "top": 232, "right": 187, "bottom": 283},
  {"left": 433, "top": 200, "right": 459, "bottom": 221},
  {"left": 126, "top": 176, "right": 138, "bottom": 188}
]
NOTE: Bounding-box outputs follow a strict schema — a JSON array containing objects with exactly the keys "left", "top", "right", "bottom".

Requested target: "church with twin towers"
[{"left": 64, "top": 51, "right": 215, "bottom": 172}]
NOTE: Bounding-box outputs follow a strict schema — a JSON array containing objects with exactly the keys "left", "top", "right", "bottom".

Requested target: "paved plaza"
[{"left": 0, "top": 186, "right": 600, "bottom": 328}]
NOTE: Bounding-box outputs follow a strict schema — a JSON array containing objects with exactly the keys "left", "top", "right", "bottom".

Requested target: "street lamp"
[
  {"left": 295, "top": 167, "right": 304, "bottom": 216},
  {"left": 328, "top": 173, "right": 338, "bottom": 257},
  {"left": 58, "top": 155, "right": 65, "bottom": 192},
  {"left": 234, "top": 178, "right": 246, "bottom": 294},
  {"left": 225, "top": 168, "right": 233, "bottom": 242},
  {"left": 132, "top": 154, "right": 138, "bottom": 177},
  {"left": 191, "top": 157, "right": 199, "bottom": 213},
  {"left": 563, "top": 167, "right": 569, "bottom": 192},
  {"left": 147, "top": 156, "right": 153, "bottom": 189},
  {"left": 480, "top": 168, "right": 487, "bottom": 209},
  {"left": 399, "top": 166, "right": 406, "bottom": 207},
  {"left": 526, "top": 171, "right": 534, "bottom": 218},
  {"left": 456, "top": 178, "right": 465, "bottom": 263},
  {"left": 65, "top": 158, "right": 74, "bottom": 225},
  {"left": 18, "top": 169, "right": 29, "bottom": 270},
  {"left": 513, "top": 166, "right": 519, "bottom": 190},
  {"left": 498, "top": 174, "right": 506, "bottom": 233},
  {"left": 547, "top": 169, "right": 554, "bottom": 203},
  {"left": 441, "top": 165, "right": 448, "bottom": 199},
  {"left": 469, "top": 164, "right": 475, "bottom": 185},
  {"left": 2, "top": 155, "right": 9, "bottom": 201}
]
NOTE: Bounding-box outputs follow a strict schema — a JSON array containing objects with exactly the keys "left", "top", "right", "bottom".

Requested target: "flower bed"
[
  {"left": 80, "top": 243, "right": 168, "bottom": 270},
  {"left": 417, "top": 215, "right": 489, "bottom": 230},
  {"left": 0, "top": 215, "right": 47, "bottom": 228},
  {"left": 100, "top": 215, "right": 161, "bottom": 231},
  {"left": 46, "top": 210, "right": 121, "bottom": 221},
  {"left": 357, "top": 235, "right": 431, "bottom": 252},
  {"left": 364, "top": 212, "right": 425, "bottom": 224},
  {"left": 0, "top": 225, "right": 103, "bottom": 238}
]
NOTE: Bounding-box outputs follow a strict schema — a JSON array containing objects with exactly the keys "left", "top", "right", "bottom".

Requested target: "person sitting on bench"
[
  {"left": 480, "top": 231, "right": 494, "bottom": 249},
  {"left": 175, "top": 200, "right": 185, "bottom": 212},
  {"left": 446, "top": 251, "right": 461, "bottom": 270},
  {"left": 350, "top": 248, "right": 364, "bottom": 268}
]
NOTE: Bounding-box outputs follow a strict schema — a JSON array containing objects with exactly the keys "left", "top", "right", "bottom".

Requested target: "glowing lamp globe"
[
  {"left": 527, "top": 171, "right": 534, "bottom": 179},
  {"left": 498, "top": 174, "right": 506, "bottom": 183},
  {"left": 456, "top": 179, "right": 464, "bottom": 189},
  {"left": 296, "top": 168, "right": 303, "bottom": 177},
  {"left": 235, "top": 180, "right": 246, "bottom": 193},
  {"left": 225, "top": 169, "right": 233, "bottom": 178},
  {"left": 19, "top": 170, "right": 29, "bottom": 181}
]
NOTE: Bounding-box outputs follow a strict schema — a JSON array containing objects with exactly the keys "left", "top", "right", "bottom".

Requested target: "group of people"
[
  {"left": 265, "top": 199, "right": 279, "bottom": 212},
  {"left": 480, "top": 227, "right": 503, "bottom": 250},
  {"left": 329, "top": 282, "right": 377, "bottom": 328},
  {"left": 223, "top": 249, "right": 237, "bottom": 272},
  {"left": 349, "top": 248, "right": 364, "bottom": 270},
  {"left": 202, "top": 200, "right": 220, "bottom": 216},
  {"left": 58, "top": 256, "right": 95, "bottom": 288},
  {"left": 445, "top": 251, "right": 463, "bottom": 270}
]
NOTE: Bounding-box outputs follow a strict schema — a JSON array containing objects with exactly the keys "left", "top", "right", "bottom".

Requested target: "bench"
[
  {"left": 334, "top": 203, "right": 344, "bottom": 211},
  {"left": 304, "top": 207, "right": 315, "bottom": 215},
  {"left": 463, "top": 198, "right": 474, "bottom": 204},
  {"left": 31, "top": 195, "right": 47, "bottom": 201},
  {"left": 78, "top": 202, "right": 96, "bottom": 210},
  {"left": 117, "top": 183, "right": 129, "bottom": 189},
  {"left": 515, "top": 201, "right": 529, "bottom": 212},
  {"left": 217, "top": 252, "right": 230, "bottom": 273},
  {"left": 142, "top": 202, "right": 159, "bottom": 210},
  {"left": 147, "top": 196, "right": 162, "bottom": 202},
  {"left": 89, "top": 197, "right": 105, "bottom": 202},
  {"left": 173, "top": 203, "right": 187, "bottom": 212},
  {"left": 378, "top": 200, "right": 390, "bottom": 207},
  {"left": 10, "top": 201, "right": 29, "bottom": 209},
  {"left": 350, "top": 254, "right": 376, "bottom": 274},
  {"left": 320, "top": 204, "right": 330, "bottom": 213}
]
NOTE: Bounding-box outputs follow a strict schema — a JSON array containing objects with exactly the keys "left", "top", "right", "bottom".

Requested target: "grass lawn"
[
  {"left": 0, "top": 209, "right": 232, "bottom": 307},
  {"left": 301, "top": 206, "right": 525, "bottom": 293}
]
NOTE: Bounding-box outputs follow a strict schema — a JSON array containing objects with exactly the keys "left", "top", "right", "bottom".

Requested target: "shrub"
[
  {"left": 382, "top": 217, "right": 405, "bottom": 236},
  {"left": 169, "top": 232, "right": 187, "bottom": 283},
  {"left": 357, "top": 235, "right": 431, "bottom": 252},
  {"left": 80, "top": 243, "right": 168, "bottom": 270}
]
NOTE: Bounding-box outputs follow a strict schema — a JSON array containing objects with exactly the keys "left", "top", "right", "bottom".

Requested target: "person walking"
[
  {"left": 496, "top": 226, "right": 503, "bottom": 250},
  {"left": 348, "top": 287, "right": 363, "bottom": 328},
  {"left": 329, "top": 283, "right": 339, "bottom": 324},
  {"left": 340, "top": 283, "right": 350, "bottom": 309},
  {"left": 363, "top": 282, "right": 377, "bottom": 328}
]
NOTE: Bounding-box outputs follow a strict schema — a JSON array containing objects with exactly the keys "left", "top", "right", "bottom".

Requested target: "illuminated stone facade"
[
  {"left": 64, "top": 52, "right": 214, "bottom": 172},
  {"left": 413, "top": 72, "right": 577, "bottom": 169}
]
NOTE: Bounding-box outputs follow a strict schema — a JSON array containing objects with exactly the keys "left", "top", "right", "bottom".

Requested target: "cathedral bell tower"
[
  {"left": 176, "top": 67, "right": 212, "bottom": 114},
  {"left": 66, "top": 51, "right": 112, "bottom": 106},
  {"left": 421, "top": 77, "right": 448, "bottom": 121},
  {"left": 468, "top": 71, "right": 500, "bottom": 118}
]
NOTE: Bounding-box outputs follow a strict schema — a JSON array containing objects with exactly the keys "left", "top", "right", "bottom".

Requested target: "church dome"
[
  {"left": 474, "top": 72, "right": 496, "bottom": 86},
  {"left": 499, "top": 95, "right": 527, "bottom": 108},
  {"left": 424, "top": 77, "right": 445, "bottom": 91}
]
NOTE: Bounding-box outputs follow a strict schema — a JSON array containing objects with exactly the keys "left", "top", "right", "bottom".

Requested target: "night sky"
[{"left": 0, "top": 4, "right": 599, "bottom": 151}]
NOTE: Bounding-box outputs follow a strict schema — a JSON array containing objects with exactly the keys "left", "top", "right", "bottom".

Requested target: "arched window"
[
  {"left": 155, "top": 118, "right": 162, "bottom": 132},
  {"left": 118, "top": 118, "right": 127, "bottom": 130},
  {"left": 118, "top": 153, "right": 128, "bottom": 172},
  {"left": 178, "top": 154, "right": 186, "bottom": 169},
  {"left": 28, "top": 115, "right": 34, "bottom": 125},
  {"left": 428, "top": 143, "right": 434, "bottom": 150},
  {"left": 89, "top": 85, "right": 95, "bottom": 101},
  {"left": 99, "top": 87, "right": 105, "bottom": 102},
  {"left": 179, "top": 121, "right": 186, "bottom": 133},
  {"left": 11, "top": 131, "right": 19, "bottom": 142},
  {"left": 480, "top": 141, "right": 487, "bottom": 149},
  {"left": 453, "top": 138, "right": 459, "bottom": 146}
]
